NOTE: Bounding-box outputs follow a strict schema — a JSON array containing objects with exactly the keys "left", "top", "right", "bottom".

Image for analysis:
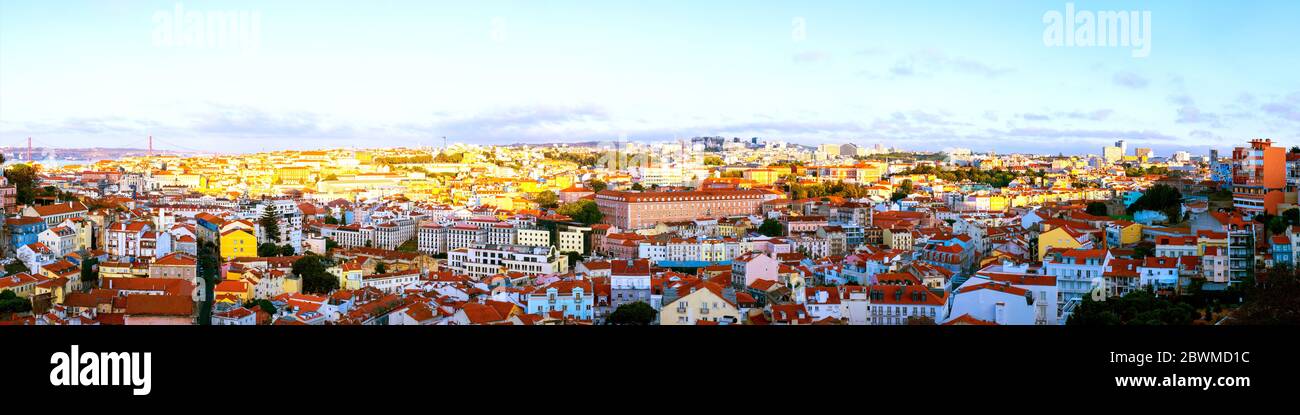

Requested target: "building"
[
  {"left": 526, "top": 279, "right": 594, "bottom": 320},
  {"left": 37, "top": 225, "right": 78, "bottom": 257},
  {"left": 945, "top": 282, "right": 1037, "bottom": 325},
  {"left": 865, "top": 284, "right": 946, "bottom": 325},
  {"left": 659, "top": 280, "right": 739, "bottom": 325},
  {"left": 1042, "top": 248, "right": 1111, "bottom": 322},
  {"left": 149, "top": 252, "right": 198, "bottom": 284},
  {"left": 1231, "top": 139, "right": 1286, "bottom": 215},
  {"left": 361, "top": 269, "right": 422, "bottom": 294},
  {"left": 22, "top": 201, "right": 88, "bottom": 228},
  {"left": 446, "top": 244, "right": 565, "bottom": 280},
  {"left": 220, "top": 228, "right": 257, "bottom": 260},
  {"left": 730, "top": 252, "right": 779, "bottom": 289},
  {"left": 6, "top": 217, "right": 47, "bottom": 255},
  {"left": 594, "top": 189, "right": 766, "bottom": 229},
  {"left": 609, "top": 259, "right": 652, "bottom": 309}
]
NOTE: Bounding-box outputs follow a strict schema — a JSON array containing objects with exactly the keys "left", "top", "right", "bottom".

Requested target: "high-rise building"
[
  {"left": 1232, "top": 139, "right": 1286, "bottom": 215},
  {"left": 1103, "top": 146, "right": 1122, "bottom": 163},
  {"left": 1115, "top": 140, "right": 1128, "bottom": 156}
]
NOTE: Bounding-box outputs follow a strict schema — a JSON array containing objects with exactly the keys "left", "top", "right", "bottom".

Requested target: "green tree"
[
  {"left": 4, "top": 164, "right": 38, "bottom": 205},
  {"left": 1085, "top": 201, "right": 1109, "bottom": 217},
  {"left": 532, "top": 191, "right": 559, "bottom": 209},
  {"left": 562, "top": 252, "right": 583, "bottom": 270},
  {"left": 80, "top": 257, "right": 100, "bottom": 287},
  {"left": 1126, "top": 184, "right": 1183, "bottom": 216},
  {"left": 1067, "top": 289, "right": 1195, "bottom": 325},
  {"left": 1283, "top": 208, "right": 1300, "bottom": 227},
  {"left": 758, "top": 219, "right": 784, "bottom": 237},
  {"left": 1232, "top": 267, "right": 1300, "bottom": 324},
  {"left": 608, "top": 301, "right": 657, "bottom": 325},
  {"left": 630, "top": 183, "right": 645, "bottom": 191},
  {"left": 1133, "top": 241, "right": 1156, "bottom": 258},
  {"left": 374, "top": 262, "right": 388, "bottom": 275},
  {"left": 324, "top": 216, "right": 339, "bottom": 225},
  {"left": 247, "top": 299, "right": 277, "bottom": 315},
  {"left": 257, "top": 242, "right": 281, "bottom": 257},
  {"left": 293, "top": 255, "right": 338, "bottom": 295},
  {"left": 588, "top": 180, "right": 608, "bottom": 193},
  {"left": 0, "top": 289, "right": 33, "bottom": 315},
  {"left": 279, "top": 243, "right": 297, "bottom": 256},
  {"left": 703, "top": 156, "right": 724, "bottom": 166},
  {"left": 1268, "top": 215, "right": 1289, "bottom": 235},
  {"left": 259, "top": 206, "right": 281, "bottom": 244},
  {"left": 557, "top": 200, "right": 604, "bottom": 226}
]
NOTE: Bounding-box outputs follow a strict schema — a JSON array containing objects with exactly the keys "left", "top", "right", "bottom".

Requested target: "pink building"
[
  {"left": 731, "top": 252, "right": 779, "bottom": 289},
  {"left": 782, "top": 215, "right": 829, "bottom": 234},
  {"left": 594, "top": 189, "right": 766, "bottom": 230}
]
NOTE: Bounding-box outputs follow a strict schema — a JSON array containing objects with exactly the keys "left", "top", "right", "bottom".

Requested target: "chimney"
[{"left": 994, "top": 302, "right": 1006, "bottom": 325}]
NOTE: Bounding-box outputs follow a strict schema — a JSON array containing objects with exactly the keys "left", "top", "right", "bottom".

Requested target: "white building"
[{"left": 446, "top": 244, "right": 566, "bottom": 280}]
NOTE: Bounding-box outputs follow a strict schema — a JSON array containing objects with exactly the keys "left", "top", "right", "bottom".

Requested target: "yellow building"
[
  {"left": 220, "top": 228, "right": 258, "bottom": 260},
  {"left": 883, "top": 227, "right": 914, "bottom": 251},
  {"left": 1037, "top": 226, "right": 1088, "bottom": 260},
  {"left": 214, "top": 280, "right": 253, "bottom": 303},
  {"left": 329, "top": 260, "right": 365, "bottom": 290},
  {"left": 744, "top": 169, "right": 782, "bottom": 186},
  {"left": 1109, "top": 220, "right": 1142, "bottom": 246},
  {"left": 277, "top": 167, "right": 311, "bottom": 185},
  {"left": 659, "top": 281, "right": 740, "bottom": 325},
  {"left": 1196, "top": 230, "right": 1228, "bottom": 256}
]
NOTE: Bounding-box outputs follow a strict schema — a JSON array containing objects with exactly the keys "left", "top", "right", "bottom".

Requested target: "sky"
[{"left": 1, "top": 0, "right": 1299, "bottom": 155}]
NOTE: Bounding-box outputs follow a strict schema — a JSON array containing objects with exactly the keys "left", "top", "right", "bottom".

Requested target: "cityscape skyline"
[{"left": 2, "top": 0, "right": 1299, "bottom": 155}]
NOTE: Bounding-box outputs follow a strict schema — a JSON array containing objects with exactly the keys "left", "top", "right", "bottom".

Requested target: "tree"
[
  {"left": 608, "top": 301, "right": 657, "bottom": 325},
  {"left": 630, "top": 183, "right": 645, "bottom": 191},
  {"left": 1282, "top": 208, "right": 1300, "bottom": 227},
  {"left": 279, "top": 243, "right": 297, "bottom": 256},
  {"left": 1067, "top": 289, "right": 1195, "bottom": 325},
  {"left": 80, "top": 258, "right": 100, "bottom": 287},
  {"left": 259, "top": 206, "right": 281, "bottom": 244},
  {"left": 1086, "top": 201, "right": 1109, "bottom": 217},
  {"left": 703, "top": 156, "right": 724, "bottom": 166},
  {"left": 532, "top": 191, "right": 559, "bottom": 209},
  {"left": 588, "top": 180, "right": 607, "bottom": 193},
  {"left": 1268, "top": 215, "right": 1289, "bottom": 235},
  {"left": 1133, "top": 241, "right": 1156, "bottom": 258},
  {"left": 324, "top": 216, "right": 339, "bottom": 225},
  {"left": 557, "top": 200, "right": 604, "bottom": 226},
  {"left": 257, "top": 242, "right": 281, "bottom": 257},
  {"left": 0, "top": 289, "right": 33, "bottom": 315},
  {"left": 374, "top": 262, "right": 388, "bottom": 275},
  {"left": 758, "top": 219, "right": 784, "bottom": 237},
  {"left": 247, "top": 299, "right": 277, "bottom": 315},
  {"left": 562, "top": 252, "right": 583, "bottom": 269},
  {"left": 899, "top": 179, "right": 914, "bottom": 194},
  {"left": 4, "top": 164, "right": 38, "bottom": 206},
  {"left": 1126, "top": 184, "right": 1183, "bottom": 216},
  {"left": 294, "top": 255, "right": 338, "bottom": 295},
  {"left": 1232, "top": 268, "right": 1300, "bottom": 324},
  {"left": 325, "top": 238, "right": 339, "bottom": 252}
]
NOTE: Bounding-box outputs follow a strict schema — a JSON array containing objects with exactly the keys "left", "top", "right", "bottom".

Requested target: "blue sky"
[{"left": 1, "top": 0, "right": 1298, "bottom": 155}]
